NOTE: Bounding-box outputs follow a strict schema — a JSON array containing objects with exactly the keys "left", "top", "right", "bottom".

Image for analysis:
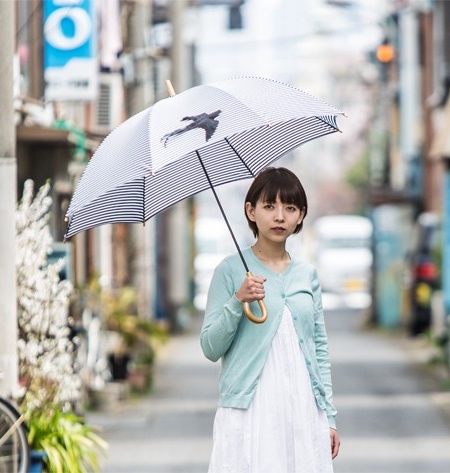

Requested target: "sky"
[{"left": 195, "top": 0, "right": 385, "bottom": 88}]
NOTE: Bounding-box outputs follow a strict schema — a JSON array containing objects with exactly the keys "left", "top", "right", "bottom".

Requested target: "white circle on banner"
[{"left": 44, "top": 7, "right": 92, "bottom": 50}]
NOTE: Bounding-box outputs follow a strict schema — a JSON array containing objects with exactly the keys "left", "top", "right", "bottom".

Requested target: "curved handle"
[{"left": 243, "top": 272, "right": 268, "bottom": 324}]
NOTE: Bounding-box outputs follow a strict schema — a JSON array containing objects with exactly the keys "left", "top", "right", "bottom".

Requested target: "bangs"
[{"left": 259, "top": 174, "right": 303, "bottom": 207}]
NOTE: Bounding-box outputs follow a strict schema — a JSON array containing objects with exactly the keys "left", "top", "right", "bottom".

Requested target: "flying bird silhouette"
[{"left": 161, "top": 110, "right": 221, "bottom": 147}]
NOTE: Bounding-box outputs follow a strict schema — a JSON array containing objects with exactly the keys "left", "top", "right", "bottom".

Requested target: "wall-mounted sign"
[{"left": 44, "top": 0, "right": 97, "bottom": 101}]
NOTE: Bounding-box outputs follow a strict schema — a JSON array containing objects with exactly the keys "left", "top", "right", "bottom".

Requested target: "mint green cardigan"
[{"left": 200, "top": 246, "right": 337, "bottom": 429}]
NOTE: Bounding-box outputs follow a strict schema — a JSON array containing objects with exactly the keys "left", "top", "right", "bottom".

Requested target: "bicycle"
[{"left": 0, "top": 396, "right": 29, "bottom": 473}]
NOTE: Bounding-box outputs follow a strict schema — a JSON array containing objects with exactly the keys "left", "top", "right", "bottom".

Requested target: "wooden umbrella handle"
[{"left": 243, "top": 272, "right": 268, "bottom": 324}]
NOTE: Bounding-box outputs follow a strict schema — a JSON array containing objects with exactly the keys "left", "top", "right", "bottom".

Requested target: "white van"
[{"left": 312, "top": 215, "right": 373, "bottom": 297}]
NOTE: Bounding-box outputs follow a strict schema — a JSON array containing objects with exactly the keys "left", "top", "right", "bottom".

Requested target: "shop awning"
[{"left": 16, "top": 124, "right": 73, "bottom": 144}]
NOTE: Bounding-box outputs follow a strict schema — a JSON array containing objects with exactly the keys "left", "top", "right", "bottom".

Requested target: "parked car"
[
  {"left": 405, "top": 212, "right": 442, "bottom": 336},
  {"left": 312, "top": 215, "right": 373, "bottom": 307}
]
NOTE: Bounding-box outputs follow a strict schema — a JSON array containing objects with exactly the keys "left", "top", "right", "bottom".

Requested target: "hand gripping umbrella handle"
[{"left": 243, "top": 272, "right": 268, "bottom": 324}]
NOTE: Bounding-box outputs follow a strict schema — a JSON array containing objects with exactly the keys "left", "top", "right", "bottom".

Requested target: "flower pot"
[
  {"left": 108, "top": 353, "right": 130, "bottom": 380},
  {"left": 29, "top": 450, "right": 47, "bottom": 473},
  {"left": 128, "top": 364, "right": 152, "bottom": 392}
]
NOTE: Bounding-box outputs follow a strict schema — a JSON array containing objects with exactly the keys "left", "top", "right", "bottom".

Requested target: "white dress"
[{"left": 208, "top": 306, "right": 333, "bottom": 473}]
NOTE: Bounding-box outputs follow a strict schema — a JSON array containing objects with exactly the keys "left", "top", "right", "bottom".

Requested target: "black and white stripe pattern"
[{"left": 65, "top": 77, "right": 343, "bottom": 239}]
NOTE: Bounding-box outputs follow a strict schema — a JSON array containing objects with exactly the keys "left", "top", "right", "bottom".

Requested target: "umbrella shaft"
[{"left": 196, "top": 152, "right": 249, "bottom": 273}]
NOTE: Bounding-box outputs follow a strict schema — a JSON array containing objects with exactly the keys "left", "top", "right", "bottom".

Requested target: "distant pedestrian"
[{"left": 200, "top": 166, "right": 340, "bottom": 472}]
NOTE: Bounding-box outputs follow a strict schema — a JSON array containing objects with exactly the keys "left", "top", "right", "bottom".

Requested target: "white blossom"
[{"left": 16, "top": 180, "right": 81, "bottom": 411}]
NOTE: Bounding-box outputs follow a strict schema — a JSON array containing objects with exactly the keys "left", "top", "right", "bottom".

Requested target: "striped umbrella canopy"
[
  {"left": 65, "top": 76, "right": 344, "bottom": 323},
  {"left": 65, "top": 76, "right": 343, "bottom": 241}
]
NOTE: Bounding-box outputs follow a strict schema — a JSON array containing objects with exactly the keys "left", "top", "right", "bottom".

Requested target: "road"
[
  {"left": 88, "top": 307, "right": 450, "bottom": 473},
  {"left": 327, "top": 309, "right": 450, "bottom": 473}
]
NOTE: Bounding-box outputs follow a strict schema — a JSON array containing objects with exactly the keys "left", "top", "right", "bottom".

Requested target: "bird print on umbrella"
[{"left": 161, "top": 110, "right": 222, "bottom": 147}]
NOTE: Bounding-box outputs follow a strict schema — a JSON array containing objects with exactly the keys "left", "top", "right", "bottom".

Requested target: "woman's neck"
[{"left": 251, "top": 240, "right": 291, "bottom": 272}]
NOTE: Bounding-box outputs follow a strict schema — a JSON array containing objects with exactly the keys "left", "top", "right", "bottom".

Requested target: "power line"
[
  {"left": 197, "top": 20, "right": 381, "bottom": 51},
  {"left": 16, "top": 1, "right": 42, "bottom": 40}
]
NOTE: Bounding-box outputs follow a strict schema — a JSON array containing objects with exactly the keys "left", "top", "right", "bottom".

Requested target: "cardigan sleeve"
[
  {"left": 200, "top": 259, "right": 244, "bottom": 362},
  {"left": 311, "top": 267, "right": 338, "bottom": 429}
]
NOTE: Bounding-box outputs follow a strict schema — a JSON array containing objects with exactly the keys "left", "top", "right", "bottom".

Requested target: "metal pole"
[
  {"left": 0, "top": 0, "right": 19, "bottom": 397},
  {"left": 163, "top": 0, "right": 192, "bottom": 331}
]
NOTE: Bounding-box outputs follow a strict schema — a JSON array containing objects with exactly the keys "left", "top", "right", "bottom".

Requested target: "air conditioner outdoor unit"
[{"left": 90, "top": 73, "right": 124, "bottom": 134}]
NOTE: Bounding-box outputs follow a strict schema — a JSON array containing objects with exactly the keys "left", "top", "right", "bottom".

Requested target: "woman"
[{"left": 201, "top": 167, "right": 340, "bottom": 472}]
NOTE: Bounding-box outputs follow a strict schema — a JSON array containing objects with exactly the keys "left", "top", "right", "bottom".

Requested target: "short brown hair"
[{"left": 245, "top": 167, "right": 308, "bottom": 237}]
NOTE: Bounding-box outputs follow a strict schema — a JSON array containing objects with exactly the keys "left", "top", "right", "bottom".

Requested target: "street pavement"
[{"left": 88, "top": 307, "right": 450, "bottom": 473}]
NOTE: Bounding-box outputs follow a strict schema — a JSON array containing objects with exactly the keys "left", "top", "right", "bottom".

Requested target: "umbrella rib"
[
  {"left": 196, "top": 150, "right": 249, "bottom": 273},
  {"left": 316, "top": 115, "right": 340, "bottom": 132},
  {"left": 143, "top": 175, "right": 146, "bottom": 224},
  {"left": 224, "top": 137, "right": 254, "bottom": 177}
]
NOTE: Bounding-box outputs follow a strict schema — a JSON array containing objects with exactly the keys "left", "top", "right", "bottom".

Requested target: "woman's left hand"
[{"left": 330, "top": 428, "right": 340, "bottom": 459}]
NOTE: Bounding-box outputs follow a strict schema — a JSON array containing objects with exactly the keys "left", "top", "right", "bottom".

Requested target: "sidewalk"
[{"left": 87, "top": 314, "right": 218, "bottom": 473}]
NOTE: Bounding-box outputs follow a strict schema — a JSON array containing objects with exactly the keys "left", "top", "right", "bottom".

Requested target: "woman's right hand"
[{"left": 235, "top": 275, "right": 266, "bottom": 303}]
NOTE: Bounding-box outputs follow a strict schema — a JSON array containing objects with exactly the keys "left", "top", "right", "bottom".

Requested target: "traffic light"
[{"left": 376, "top": 40, "right": 394, "bottom": 64}]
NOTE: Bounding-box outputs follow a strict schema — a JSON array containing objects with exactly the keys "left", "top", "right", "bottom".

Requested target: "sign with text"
[{"left": 44, "top": 0, "right": 97, "bottom": 101}]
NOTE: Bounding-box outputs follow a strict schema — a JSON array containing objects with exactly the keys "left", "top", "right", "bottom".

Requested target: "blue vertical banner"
[
  {"left": 44, "top": 0, "right": 97, "bottom": 101},
  {"left": 373, "top": 204, "right": 414, "bottom": 328}
]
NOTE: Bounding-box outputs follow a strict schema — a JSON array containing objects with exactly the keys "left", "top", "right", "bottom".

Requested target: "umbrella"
[{"left": 65, "top": 76, "right": 344, "bottom": 323}]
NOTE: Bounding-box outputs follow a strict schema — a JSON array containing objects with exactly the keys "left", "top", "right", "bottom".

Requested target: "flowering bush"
[
  {"left": 15, "top": 180, "right": 107, "bottom": 472},
  {"left": 15, "top": 179, "right": 81, "bottom": 411}
]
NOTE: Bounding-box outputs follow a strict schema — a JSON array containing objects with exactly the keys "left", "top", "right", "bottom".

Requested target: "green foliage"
[
  {"left": 346, "top": 151, "right": 370, "bottom": 191},
  {"left": 345, "top": 151, "right": 371, "bottom": 215},
  {"left": 104, "top": 288, "right": 168, "bottom": 383},
  {"left": 87, "top": 281, "right": 168, "bottom": 357},
  {"left": 27, "top": 409, "right": 107, "bottom": 473}
]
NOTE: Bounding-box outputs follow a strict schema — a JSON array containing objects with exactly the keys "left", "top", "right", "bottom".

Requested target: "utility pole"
[
  {"left": 127, "top": 0, "right": 156, "bottom": 320},
  {"left": 398, "top": 7, "right": 421, "bottom": 191},
  {"left": 166, "top": 0, "right": 193, "bottom": 331},
  {"left": 0, "top": 0, "right": 19, "bottom": 397},
  {"left": 421, "top": 6, "right": 442, "bottom": 212}
]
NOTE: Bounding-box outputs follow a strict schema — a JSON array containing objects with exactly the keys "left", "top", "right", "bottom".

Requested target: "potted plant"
[
  {"left": 127, "top": 344, "right": 156, "bottom": 392},
  {"left": 101, "top": 286, "right": 168, "bottom": 388},
  {"left": 26, "top": 408, "right": 107, "bottom": 473}
]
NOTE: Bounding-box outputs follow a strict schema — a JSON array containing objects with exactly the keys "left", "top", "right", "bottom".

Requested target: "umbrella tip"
[{"left": 166, "top": 80, "right": 176, "bottom": 97}]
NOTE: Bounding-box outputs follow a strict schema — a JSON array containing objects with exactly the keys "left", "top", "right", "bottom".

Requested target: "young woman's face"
[{"left": 246, "top": 194, "right": 304, "bottom": 243}]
